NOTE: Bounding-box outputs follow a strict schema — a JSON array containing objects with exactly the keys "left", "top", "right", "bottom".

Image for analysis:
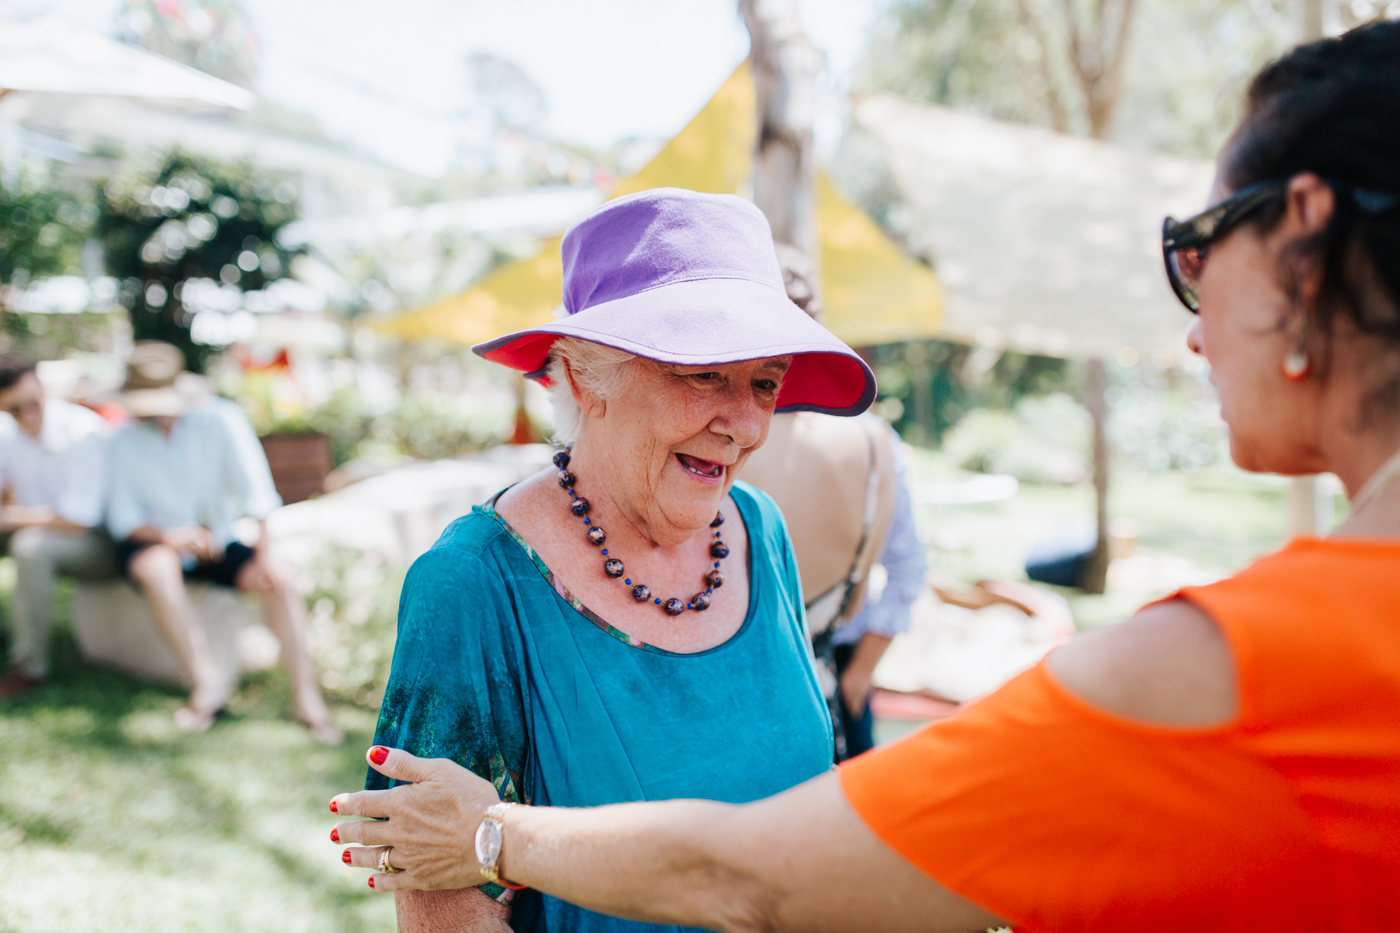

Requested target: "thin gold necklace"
[{"left": 1347, "top": 445, "right": 1400, "bottom": 517}]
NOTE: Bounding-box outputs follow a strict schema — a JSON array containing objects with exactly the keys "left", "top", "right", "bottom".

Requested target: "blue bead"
[
  {"left": 714, "top": 561, "right": 720, "bottom": 567},
  {"left": 584, "top": 517, "right": 591, "bottom": 524},
  {"left": 624, "top": 578, "right": 631, "bottom": 585},
  {"left": 601, "top": 549, "right": 608, "bottom": 555},
  {"left": 654, "top": 597, "right": 661, "bottom": 604}
]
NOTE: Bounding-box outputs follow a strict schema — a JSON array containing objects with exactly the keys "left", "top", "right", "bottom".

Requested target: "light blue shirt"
[
  {"left": 106, "top": 397, "right": 282, "bottom": 545},
  {"left": 832, "top": 431, "right": 927, "bottom": 645}
]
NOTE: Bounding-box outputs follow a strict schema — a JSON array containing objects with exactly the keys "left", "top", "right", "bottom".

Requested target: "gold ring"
[{"left": 378, "top": 847, "right": 401, "bottom": 873}]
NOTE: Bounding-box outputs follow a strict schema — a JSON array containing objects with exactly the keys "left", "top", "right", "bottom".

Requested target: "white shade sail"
[
  {"left": 0, "top": 15, "right": 253, "bottom": 110},
  {"left": 856, "top": 94, "right": 1215, "bottom": 362}
]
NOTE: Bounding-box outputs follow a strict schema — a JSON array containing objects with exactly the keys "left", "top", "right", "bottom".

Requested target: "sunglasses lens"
[{"left": 1167, "top": 246, "right": 1204, "bottom": 312}]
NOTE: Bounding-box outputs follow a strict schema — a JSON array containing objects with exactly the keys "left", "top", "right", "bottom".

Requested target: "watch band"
[{"left": 475, "top": 801, "right": 521, "bottom": 887}]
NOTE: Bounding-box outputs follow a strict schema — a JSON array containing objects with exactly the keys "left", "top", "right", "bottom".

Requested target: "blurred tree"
[
  {"left": 0, "top": 184, "right": 85, "bottom": 305},
  {"left": 96, "top": 152, "right": 300, "bottom": 371},
  {"left": 868, "top": 339, "right": 1074, "bottom": 443},
  {"left": 118, "top": 0, "right": 260, "bottom": 88},
  {"left": 859, "top": 0, "right": 1296, "bottom": 156},
  {"left": 467, "top": 52, "right": 548, "bottom": 133}
]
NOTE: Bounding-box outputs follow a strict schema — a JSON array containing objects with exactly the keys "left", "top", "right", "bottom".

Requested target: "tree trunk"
[
  {"left": 739, "top": 0, "right": 822, "bottom": 263},
  {"left": 1301, "top": 0, "right": 1325, "bottom": 40},
  {"left": 1081, "top": 357, "right": 1111, "bottom": 594}
]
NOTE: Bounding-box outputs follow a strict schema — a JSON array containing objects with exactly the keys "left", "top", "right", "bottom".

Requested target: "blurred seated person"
[
  {"left": 0, "top": 358, "right": 116, "bottom": 699},
  {"left": 105, "top": 341, "right": 339, "bottom": 742},
  {"left": 741, "top": 246, "right": 927, "bottom": 760}
]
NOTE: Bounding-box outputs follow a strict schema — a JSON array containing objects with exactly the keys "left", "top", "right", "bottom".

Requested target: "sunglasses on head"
[{"left": 1161, "top": 177, "right": 1400, "bottom": 313}]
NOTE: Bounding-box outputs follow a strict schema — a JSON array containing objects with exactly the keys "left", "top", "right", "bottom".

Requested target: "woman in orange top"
[{"left": 328, "top": 23, "right": 1400, "bottom": 932}]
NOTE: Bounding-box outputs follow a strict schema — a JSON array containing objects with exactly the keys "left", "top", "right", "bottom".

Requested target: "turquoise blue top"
[{"left": 367, "top": 480, "right": 833, "bottom": 933}]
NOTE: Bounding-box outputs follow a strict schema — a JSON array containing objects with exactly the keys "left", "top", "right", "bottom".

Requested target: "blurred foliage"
[
  {"left": 362, "top": 391, "right": 513, "bottom": 462},
  {"left": 234, "top": 370, "right": 514, "bottom": 467},
  {"left": 1109, "top": 377, "right": 1226, "bottom": 472},
  {"left": 868, "top": 339, "right": 1075, "bottom": 443},
  {"left": 0, "top": 312, "right": 119, "bottom": 363},
  {"left": 118, "top": 0, "right": 260, "bottom": 88},
  {"left": 96, "top": 152, "right": 301, "bottom": 372},
  {"left": 870, "top": 340, "right": 1224, "bottom": 477},
  {"left": 942, "top": 392, "right": 1091, "bottom": 482},
  {"left": 858, "top": 0, "right": 1294, "bottom": 157},
  {"left": 299, "top": 545, "right": 404, "bottom": 708},
  {"left": 238, "top": 375, "right": 368, "bottom": 468},
  {"left": 0, "top": 183, "right": 88, "bottom": 293}
]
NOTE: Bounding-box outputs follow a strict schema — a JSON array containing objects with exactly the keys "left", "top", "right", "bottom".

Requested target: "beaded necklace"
[{"left": 553, "top": 449, "right": 726, "bottom": 616}]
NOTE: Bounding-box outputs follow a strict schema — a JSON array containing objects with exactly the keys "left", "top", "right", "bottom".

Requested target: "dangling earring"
[{"left": 1282, "top": 348, "right": 1311, "bottom": 381}]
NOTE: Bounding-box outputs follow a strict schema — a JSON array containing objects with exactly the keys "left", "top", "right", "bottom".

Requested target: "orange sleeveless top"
[{"left": 840, "top": 538, "right": 1400, "bottom": 932}]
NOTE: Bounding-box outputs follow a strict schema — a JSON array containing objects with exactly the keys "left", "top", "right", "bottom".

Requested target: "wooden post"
[
  {"left": 1081, "top": 357, "right": 1111, "bottom": 594},
  {"left": 906, "top": 340, "right": 932, "bottom": 447},
  {"left": 1301, "top": 0, "right": 1325, "bottom": 41},
  {"left": 739, "top": 0, "right": 822, "bottom": 265}
]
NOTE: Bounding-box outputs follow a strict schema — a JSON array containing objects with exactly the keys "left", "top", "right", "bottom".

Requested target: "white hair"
[{"left": 545, "top": 337, "right": 642, "bottom": 446}]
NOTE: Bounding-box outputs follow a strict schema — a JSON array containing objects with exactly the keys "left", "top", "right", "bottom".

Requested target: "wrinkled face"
[
  {"left": 1185, "top": 175, "right": 1329, "bottom": 474},
  {"left": 576, "top": 357, "right": 790, "bottom": 536},
  {"left": 0, "top": 372, "right": 45, "bottom": 439}
]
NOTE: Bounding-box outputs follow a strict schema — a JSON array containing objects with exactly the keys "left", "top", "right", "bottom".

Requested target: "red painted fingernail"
[
  {"left": 342, "top": 849, "right": 351, "bottom": 864},
  {"left": 330, "top": 828, "right": 339, "bottom": 843},
  {"left": 368, "top": 877, "right": 375, "bottom": 889},
  {"left": 369, "top": 746, "right": 389, "bottom": 765},
  {"left": 329, "top": 801, "right": 338, "bottom": 813}
]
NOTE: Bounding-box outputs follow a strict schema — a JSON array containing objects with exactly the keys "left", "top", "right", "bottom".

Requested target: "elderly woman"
[
  {"left": 353, "top": 188, "right": 874, "bottom": 931},
  {"left": 335, "top": 23, "right": 1400, "bottom": 933}
]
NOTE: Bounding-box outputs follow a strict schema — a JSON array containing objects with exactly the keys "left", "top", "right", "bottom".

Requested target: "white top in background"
[{"left": 0, "top": 397, "right": 109, "bottom": 528}]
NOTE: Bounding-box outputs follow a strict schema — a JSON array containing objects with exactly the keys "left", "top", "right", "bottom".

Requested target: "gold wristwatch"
[{"left": 474, "top": 801, "right": 519, "bottom": 885}]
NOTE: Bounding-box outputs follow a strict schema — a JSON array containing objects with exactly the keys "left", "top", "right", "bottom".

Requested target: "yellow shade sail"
[
  {"left": 609, "top": 62, "right": 756, "bottom": 199},
  {"left": 818, "top": 173, "right": 943, "bottom": 346},
  {"left": 376, "top": 61, "right": 941, "bottom": 348},
  {"left": 374, "top": 234, "right": 564, "bottom": 346}
]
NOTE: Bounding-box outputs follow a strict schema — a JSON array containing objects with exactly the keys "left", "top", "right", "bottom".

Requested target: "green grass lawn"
[
  {"left": 906, "top": 454, "right": 1319, "bottom": 628},
  {"left": 0, "top": 625, "right": 393, "bottom": 933},
  {"left": 0, "top": 461, "right": 1322, "bottom": 931}
]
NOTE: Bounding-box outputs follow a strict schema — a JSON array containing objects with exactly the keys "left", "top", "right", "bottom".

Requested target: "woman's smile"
[{"left": 675, "top": 453, "right": 726, "bottom": 481}]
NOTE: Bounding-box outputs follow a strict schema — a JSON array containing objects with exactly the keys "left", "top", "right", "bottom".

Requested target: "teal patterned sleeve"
[{"left": 366, "top": 520, "right": 529, "bottom": 901}]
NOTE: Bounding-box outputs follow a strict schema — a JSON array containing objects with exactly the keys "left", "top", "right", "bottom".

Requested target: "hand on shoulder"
[{"left": 1045, "top": 598, "right": 1239, "bottom": 728}]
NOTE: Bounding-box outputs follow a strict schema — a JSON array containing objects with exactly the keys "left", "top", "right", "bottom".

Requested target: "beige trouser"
[{"left": 4, "top": 527, "right": 116, "bottom": 679}]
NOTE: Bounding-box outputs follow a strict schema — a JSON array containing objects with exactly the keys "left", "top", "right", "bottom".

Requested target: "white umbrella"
[
  {"left": 856, "top": 94, "right": 1214, "bottom": 365},
  {"left": 0, "top": 15, "right": 253, "bottom": 110}
]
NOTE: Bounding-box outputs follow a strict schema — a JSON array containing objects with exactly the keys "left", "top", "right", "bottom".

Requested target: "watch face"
[{"left": 474, "top": 818, "right": 503, "bottom": 868}]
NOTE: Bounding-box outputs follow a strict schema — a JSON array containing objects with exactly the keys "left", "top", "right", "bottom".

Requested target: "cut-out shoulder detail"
[{"left": 1045, "top": 598, "right": 1240, "bottom": 728}]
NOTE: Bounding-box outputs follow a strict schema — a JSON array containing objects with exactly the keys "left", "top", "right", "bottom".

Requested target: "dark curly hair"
[{"left": 1221, "top": 21, "right": 1400, "bottom": 411}]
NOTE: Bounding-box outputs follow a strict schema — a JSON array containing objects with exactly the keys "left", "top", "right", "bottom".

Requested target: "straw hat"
[{"left": 118, "top": 341, "right": 210, "bottom": 418}]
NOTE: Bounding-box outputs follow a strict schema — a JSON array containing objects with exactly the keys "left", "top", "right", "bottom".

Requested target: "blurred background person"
[
  {"left": 105, "top": 341, "right": 339, "bottom": 742},
  {"left": 0, "top": 358, "right": 116, "bottom": 699},
  {"left": 741, "top": 245, "right": 926, "bottom": 761}
]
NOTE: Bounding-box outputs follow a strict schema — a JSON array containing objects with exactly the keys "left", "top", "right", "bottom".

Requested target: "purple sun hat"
[{"left": 472, "top": 187, "right": 876, "bottom": 416}]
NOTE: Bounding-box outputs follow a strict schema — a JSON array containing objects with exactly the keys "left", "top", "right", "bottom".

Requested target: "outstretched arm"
[{"left": 332, "top": 752, "right": 1003, "bottom": 933}]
